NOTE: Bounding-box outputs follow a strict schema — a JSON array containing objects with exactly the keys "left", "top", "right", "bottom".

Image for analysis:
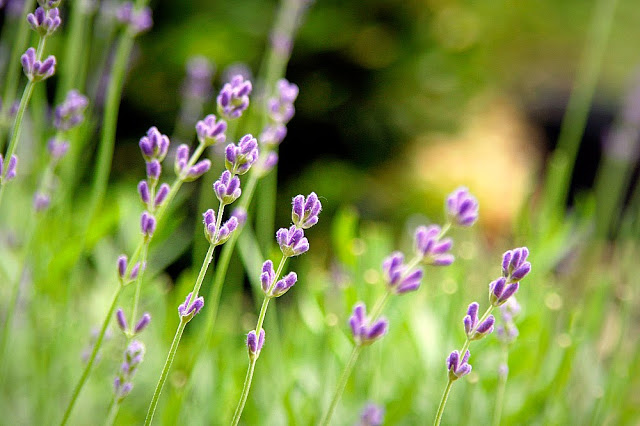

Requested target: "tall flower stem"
[
  {"left": 433, "top": 379, "right": 454, "bottom": 426},
  {"left": 492, "top": 348, "right": 509, "bottom": 426},
  {"left": 60, "top": 285, "right": 123, "bottom": 426},
  {"left": 230, "top": 254, "right": 287, "bottom": 425},
  {"left": 145, "top": 242, "right": 218, "bottom": 426},
  {"left": 318, "top": 345, "right": 363, "bottom": 426}
]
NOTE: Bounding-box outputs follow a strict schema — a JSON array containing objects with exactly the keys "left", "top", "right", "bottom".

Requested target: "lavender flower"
[
  {"left": 174, "top": 144, "right": 211, "bottom": 181},
  {"left": 267, "top": 79, "right": 299, "bottom": 124},
  {"left": 47, "top": 138, "right": 70, "bottom": 160},
  {"left": 446, "top": 187, "right": 479, "bottom": 227},
  {"left": 21, "top": 47, "right": 56, "bottom": 81},
  {"left": 196, "top": 114, "right": 227, "bottom": 147},
  {"left": 116, "top": 2, "right": 152, "bottom": 34},
  {"left": 496, "top": 297, "right": 520, "bottom": 344},
  {"left": 33, "top": 192, "right": 50, "bottom": 211},
  {"left": 217, "top": 74, "right": 252, "bottom": 120},
  {"left": 463, "top": 302, "right": 495, "bottom": 341},
  {"left": 114, "top": 340, "right": 145, "bottom": 401},
  {"left": 140, "top": 127, "right": 170, "bottom": 162},
  {"left": 178, "top": 292, "right": 204, "bottom": 321},
  {"left": 359, "top": 403, "right": 385, "bottom": 426},
  {"left": 116, "top": 308, "right": 128, "bottom": 331},
  {"left": 117, "top": 255, "right": 144, "bottom": 284},
  {"left": 259, "top": 124, "right": 287, "bottom": 147},
  {"left": 146, "top": 160, "right": 161, "bottom": 182},
  {"left": 231, "top": 207, "right": 247, "bottom": 226},
  {"left": 382, "top": 252, "right": 424, "bottom": 294},
  {"left": 256, "top": 152, "right": 279, "bottom": 176},
  {"left": 0, "top": 154, "right": 18, "bottom": 182},
  {"left": 202, "top": 209, "right": 239, "bottom": 246},
  {"left": 154, "top": 183, "right": 170, "bottom": 208},
  {"left": 447, "top": 350, "right": 472, "bottom": 381},
  {"left": 134, "top": 313, "right": 151, "bottom": 333},
  {"left": 269, "top": 272, "right": 298, "bottom": 298},
  {"left": 140, "top": 211, "right": 156, "bottom": 238},
  {"left": 292, "top": 192, "right": 322, "bottom": 229},
  {"left": 414, "top": 225, "right": 454, "bottom": 266},
  {"left": 183, "top": 56, "right": 214, "bottom": 101},
  {"left": 501, "top": 247, "right": 531, "bottom": 282},
  {"left": 349, "top": 302, "right": 388, "bottom": 346},
  {"left": 54, "top": 90, "right": 89, "bottom": 130},
  {"left": 213, "top": 170, "right": 241, "bottom": 205},
  {"left": 276, "top": 225, "right": 309, "bottom": 257},
  {"left": 27, "top": 6, "right": 61, "bottom": 36},
  {"left": 225, "top": 135, "right": 259, "bottom": 175},
  {"left": 489, "top": 277, "right": 518, "bottom": 307},
  {"left": 246, "top": 329, "right": 265, "bottom": 361}
]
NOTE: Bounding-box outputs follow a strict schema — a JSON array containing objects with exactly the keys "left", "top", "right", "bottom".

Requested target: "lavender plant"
[{"left": 231, "top": 192, "right": 322, "bottom": 425}]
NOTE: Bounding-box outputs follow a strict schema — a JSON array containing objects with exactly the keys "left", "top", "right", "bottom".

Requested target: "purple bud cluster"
[
  {"left": 116, "top": 254, "right": 145, "bottom": 284},
  {"left": 174, "top": 144, "right": 211, "bottom": 181},
  {"left": 54, "top": 90, "right": 89, "bottom": 131},
  {"left": 21, "top": 47, "right": 56, "bottom": 81},
  {"left": 359, "top": 403, "right": 385, "bottom": 426},
  {"left": 246, "top": 329, "right": 265, "bottom": 361},
  {"left": 27, "top": 6, "right": 61, "bottom": 36},
  {"left": 349, "top": 302, "right": 388, "bottom": 346},
  {"left": 214, "top": 170, "right": 241, "bottom": 206},
  {"left": 116, "top": 2, "right": 153, "bottom": 34},
  {"left": 490, "top": 247, "right": 531, "bottom": 307},
  {"left": 414, "top": 225, "right": 454, "bottom": 266},
  {"left": 115, "top": 308, "right": 151, "bottom": 335},
  {"left": 217, "top": 74, "right": 252, "bottom": 120},
  {"left": 463, "top": 302, "right": 495, "bottom": 341},
  {"left": 260, "top": 260, "right": 298, "bottom": 298},
  {"left": 202, "top": 208, "right": 238, "bottom": 246},
  {"left": 446, "top": 187, "right": 479, "bottom": 227},
  {"left": 0, "top": 154, "right": 18, "bottom": 182},
  {"left": 496, "top": 297, "right": 520, "bottom": 344},
  {"left": 225, "top": 135, "right": 259, "bottom": 175},
  {"left": 178, "top": 291, "right": 204, "bottom": 322},
  {"left": 382, "top": 252, "right": 424, "bottom": 294},
  {"left": 195, "top": 114, "right": 227, "bottom": 147},
  {"left": 113, "top": 340, "right": 145, "bottom": 401},
  {"left": 267, "top": 79, "right": 299, "bottom": 124},
  {"left": 447, "top": 350, "right": 471, "bottom": 381},
  {"left": 183, "top": 56, "right": 214, "bottom": 101}
]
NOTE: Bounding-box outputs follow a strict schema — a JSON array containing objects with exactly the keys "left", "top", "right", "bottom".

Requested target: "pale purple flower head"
[
  {"left": 501, "top": 247, "right": 531, "bottom": 282},
  {"left": 54, "top": 90, "right": 89, "bottom": 130},
  {"left": 21, "top": 47, "right": 56, "bottom": 81},
  {"left": 225, "top": 135, "right": 259, "bottom": 175},
  {"left": 267, "top": 79, "right": 299, "bottom": 124},
  {"left": 446, "top": 187, "right": 479, "bottom": 227},
  {"left": 349, "top": 302, "right": 388, "bottom": 346},
  {"left": 196, "top": 114, "right": 227, "bottom": 147},
  {"left": 0, "top": 154, "right": 18, "bottom": 182},
  {"left": 139, "top": 127, "right": 169, "bottom": 162},
  {"left": 146, "top": 159, "right": 161, "bottom": 182},
  {"left": 382, "top": 252, "right": 424, "bottom": 294},
  {"left": 27, "top": 6, "right": 61, "bottom": 36},
  {"left": 217, "top": 74, "right": 252, "bottom": 120},
  {"left": 174, "top": 144, "right": 211, "bottom": 181},
  {"left": 140, "top": 211, "right": 156, "bottom": 238},
  {"left": 178, "top": 292, "right": 204, "bottom": 321},
  {"left": 213, "top": 170, "right": 241, "bottom": 205},
  {"left": 414, "top": 225, "right": 454, "bottom": 266},
  {"left": 359, "top": 403, "right": 385, "bottom": 426},
  {"left": 447, "top": 350, "right": 472, "bottom": 381},
  {"left": 154, "top": 183, "right": 170, "bottom": 209},
  {"left": 183, "top": 56, "right": 214, "bottom": 100},
  {"left": 246, "top": 329, "right": 265, "bottom": 360},
  {"left": 134, "top": 313, "right": 151, "bottom": 333},
  {"left": 47, "top": 138, "right": 70, "bottom": 160},
  {"left": 231, "top": 207, "right": 247, "bottom": 226},
  {"left": 116, "top": 2, "right": 152, "bottom": 34},
  {"left": 260, "top": 260, "right": 276, "bottom": 294},
  {"left": 276, "top": 225, "right": 309, "bottom": 257},
  {"left": 269, "top": 271, "right": 298, "bottom": 298},
  {"left": 256, "top": 152, "right": 279, "bottom": 176},
  {"left": 116, "top": 308, "right": 128, "bottom": 331},
  {"left": 114, "top": 340, "right": 145, "bottom": 400},
  {"left": 203, "top": 209, "right": 238, "bottom": 245},
  {"left": 33, "top": 192, "right": 50, "bottom": 212},
  {"left": 292, "top": 192, "right": 322, "bottom": 229},
  {"left": 259, "top": 124, "right": 287, "bottom": 147},
  {"left": 489, "top": 277, "right": 519, "bottom": 307},
  {"left": 463, "top": 302, "right": 495, "bottom": 341}
]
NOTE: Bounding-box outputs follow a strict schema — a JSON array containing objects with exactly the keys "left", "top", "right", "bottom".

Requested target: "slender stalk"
[
  {"left": 104, "top": 395, "right": 119, "bottom": 426},
  {"left": 492, "top": 348, "right": 509, "bottom": 426},
  {"left": 433, "top": 379, "right": 454, "bottom": 426},
  {"left": 60, "top": 285, "right": 123, "bottom": 426},
  {"left": 318, "top": 345, "right": 363, "bottom": 426},
  {"left": 129, "top": 241, "right": 150, "bottom": 331}
]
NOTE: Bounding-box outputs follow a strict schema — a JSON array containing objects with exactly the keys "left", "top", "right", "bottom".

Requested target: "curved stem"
[
  {"left": 318, "top": 345, "right": 363, "bottom": 426},
  {"left": 60, "top": 285, "right": 123, "bottom": 426},
  {"left": 231, "top": 359, "right": 257, "bottom": 426},
  {"left": 433, "top": 379, "right": 454, "bottom": 426},
  {"left": 104, "top": 395, "right": 119, "bottom": 426}
]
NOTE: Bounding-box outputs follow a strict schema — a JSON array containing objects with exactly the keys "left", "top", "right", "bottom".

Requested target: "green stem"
[
  {"left": 231, "top": 358, "right": 257, "bottom": 426},
  {"left": 129, "top": 241, "right": 150, "bottom": 331},
  {"left": 433, "top": 379, "right": 454, "bottom": 426},
  {"left": 104, "top": 395, "right": 120, "bottom": 426},
  {"left": 318, "top": 345, "right": 363, "bottom": 426},
  {"left": 492, "top": 348, "right": 509, "bottom": 426},
  {"left": 60, "top": 285, "right": 123, "bottom": 426}
]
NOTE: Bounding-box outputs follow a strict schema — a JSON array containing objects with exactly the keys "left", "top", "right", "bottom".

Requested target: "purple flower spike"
[
  {"left": 269, "top": 271, "right": 298, "bottom": 298},
  {"left": 501, "top": 247, "right": 531, "bottom": 282},
  {"left": 139, "top": 126, "right": 170, "bottom": 162},
  {"left": 116, "top": 2, "right": 153, "bottom": 34},
  {"left": 134, "top": 313, "right": 151, "bottom": 333},
  {"left": 196, "top": 114, "right": 227, "bottom": 147},
  {"left": 382, "top": 252, "right": 424, "bottom": 295},
  {"left": 414, "top": 225, "right": 454, "bottom": 266},
  {"left": 214, "top": 170, "right": 242, "bottom": 205},
  {"left": 276, "top": 225, "right": 309, "bottom": 257},
  {"left": 129, "top": 261, "right": 144, "bottom": 280},
  {"left": 0, "top": 154, "right": 18, "bottom": 181},
  {"left": 349, "top": 302, "right": 388, "bottom": 346},
  {"left": 21, "top": 48, "right": 56, "bottom": 81},
  {"left": 114, "top": 340, "right": 145, "bottom": 400},
  {"left": 174, "top": 144, "right": 211, "bottom": 182},
  {"left": 33, "top": 192, "right": 50, "bottom": 212},
  {"left": 360, "top": 403, "right": 385, "bottom": 426},
  {"left": 183, "top": 56, "right": 214, "bottom": 101},
  {"left": 27, "top": 6, "right": 61, "bottom": 36},
  {"left": 260, "top": 260, "right": 276, "bottom": 293},
  {"left": 257, "top": 152, "right": 279, "bottom": 175},
  {"left": 259, "top": 124, "right": 287, "bottom": 147},
  {"left": 246, "top": 329, "right": 265, "bottom": 360},
  {"left": 217, "top": 74, "right": 252, "bottom": 120},
  {"left": 489, "top": 277, "right": 519, "bottom": 307},
  {"left": 54, "top": 90, "right": 89, "bottom": 131},
  {"left": 137, "top": 180, "right": 150, "bottom": 205},
  {"left": 215, "top": 216, "right": 238, "bottom": 245},
  {"left": 463, "top": 302, "right": 495, "bottom": 340},
  {"left": 146, "top": 160, "right": 161, "bottom": 182},
  {"left": 153, "top": 183, "right": 170, "bottom": 208},
  {"left": 267, "top": 79, "right": 299, "bottom": 124},
  {"left": 225, "top": 134, "right": 259, "bottom": 175},
  {"left": 447, "top": 350, "right": 472, "bottom": 381},
  {"left": 140, "top": 211, "right": 156, "bottom": 238},
  {"left": 446, "top": 186, "right": 479, "bottom": 227},
  {"left": 47, "top": 138, "right": 70, "bottom": 160},
  {"left": 291, "top": 192, "right": 322, "bottom": 229},
  {"left": 231, "top": 207, "right": 247, "bottom": 226},
  {"left": 178, "top": 292, "right": 205, "bottom": 321},
  {"left": 203, "top": 210, "right": 238, "bottom": 245},
  {"left": 116, "top": 308, "right": 128, "bottom": 331},
  {"left": 117, "top": 255, "right": 128, "bottom": 280}
]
